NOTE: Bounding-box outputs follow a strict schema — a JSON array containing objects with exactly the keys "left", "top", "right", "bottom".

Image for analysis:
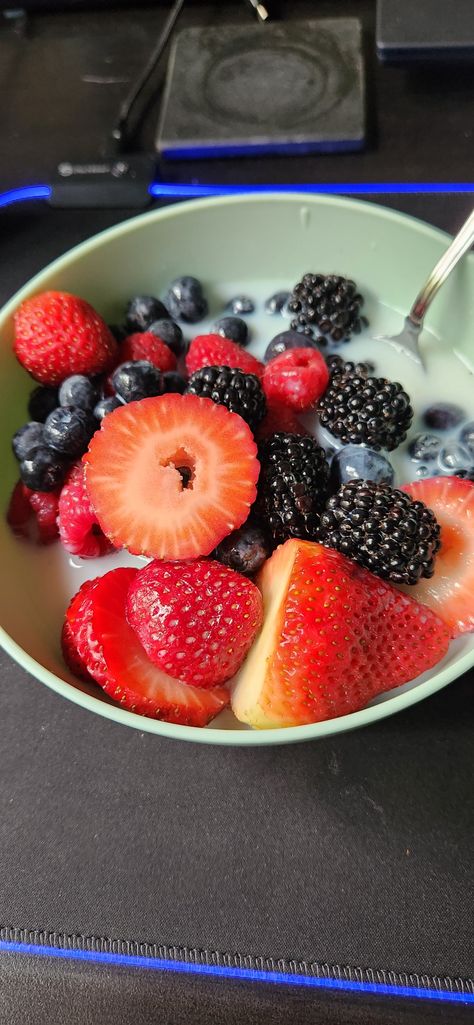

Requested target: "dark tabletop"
[{"left": 1, "top": 3, "right": 473, "bottom": 1024}]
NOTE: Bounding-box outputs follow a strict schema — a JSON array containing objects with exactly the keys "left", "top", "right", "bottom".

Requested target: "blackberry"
[
  {"left": 287, "top": 273, "right": 367, "bottom": 342},
  {"left": 256, "top": 432, "right": 329, "bottom": 546},
  {"left": 318, "top": 370, "right": 413, "bottom": 451},
  {"left": 325, "top": 354, "right": 375, "bottom": 377},
  {"left": 320, "top": 480, "right": 441, "bottom": 585},
  {"left": 186, "top": 366, "right": 266, "bottom": 433}
]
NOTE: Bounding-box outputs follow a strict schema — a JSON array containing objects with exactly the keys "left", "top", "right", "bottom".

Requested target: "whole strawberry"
[
  {"left": 126, "top": 558, "right": 263, "bottom": 687},
  {"left": 14, "top": 291, "right": 118, "bottom": 386}
]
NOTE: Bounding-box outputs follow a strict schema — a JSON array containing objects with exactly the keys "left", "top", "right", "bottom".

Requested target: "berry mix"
[{"left": 6, "top": 273, "right": 474, "bottom": 729}]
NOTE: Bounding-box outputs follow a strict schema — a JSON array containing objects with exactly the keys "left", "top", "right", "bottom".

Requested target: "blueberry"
[
  {"left": 264, "top": 291, "right": 290, "bottom": 315},
  {"left": 12, "top": 422, "right": 45, "bottom": 462},
  {"left": 165, "top": 276, "right": 208, "bottom": 323},
  {"left": 408, "top": 433, "right": 441, "bottom": 462},
  {"left": 147, "top": 318, "right": 184, "bottom": 357},
  {"left": 162, "top": 371, "right": 187, "bottom": 394},
  {"left": 43, "top": 406, "right": 97, "bottom": 457},
  {"left": 455, "top": 468, "right": 474, "bottom": 481},
  {"left": 214, "top": 525, "right": 269, "bottom": 576},
  {"left": 264, "top": 330, "right": 317, "bottom": 363},
  {"left": 459, "top": 421, "right": 474, "bottom": 456},
  {"left": 226, "top": 295, "right": 254, "bottom": 315},
  {"left": 438, "top": 441, "right": 472, "bottom": 473},
  {"left": 58, "top": 375, "right": 100, "bottom": 413},
  {"left": 108, "top": 323, "right": 128, "bottom": 343},
  {"left": 214, "top": 316, "right": 248, "bottom": 346},
  {"left": 112, "top": 361, "right": 163, "bottom": 403},
  {"left": 329, "top": 445, "right": 394, "bottom": 490},
  {"left": 27, "top": 386, "right": 59, "bottom": 423},
  {"left": 19, "top": 447, "right": 68, "bottom": 492},
  {"left": 423, "top": 403, "right": 465, "bottom": 431},
  {"left": 93, "top": 396, "right": 123, "bottom": 421},
  {"left": 125, "top": 295, "right": 169, "bottom": 332}
]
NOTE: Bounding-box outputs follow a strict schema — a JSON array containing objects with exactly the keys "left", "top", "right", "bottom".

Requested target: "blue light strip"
[
  {"left": 149, "top": 181, "right": 474, "bottom": 198},
  {"left": 0, "top": 940, "right": 472, "bottom": 1004},
  {"left": 0, "top": 184, "right": 52, "bottom": 208},
  {"left": 1, "top": 181, "right": 474, "bottom": 210}
]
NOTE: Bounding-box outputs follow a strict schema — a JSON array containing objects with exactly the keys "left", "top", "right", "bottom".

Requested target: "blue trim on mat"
[{"left": 0, "top": 940, "right": 472, "bottom": 1004}]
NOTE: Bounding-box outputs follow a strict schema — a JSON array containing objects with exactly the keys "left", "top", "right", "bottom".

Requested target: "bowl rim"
[{"left": 1, "top": 191, "right": 473, "bottom": 746}]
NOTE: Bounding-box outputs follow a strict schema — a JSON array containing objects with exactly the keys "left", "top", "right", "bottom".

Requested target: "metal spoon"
[{"left": 376, "top": 208, "right": 474, "bottom": 368}]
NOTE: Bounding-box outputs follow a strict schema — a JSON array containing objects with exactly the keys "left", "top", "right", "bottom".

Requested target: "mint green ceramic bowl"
[{"left": 1, "top": 194, "right": 473, "bottom": 745}]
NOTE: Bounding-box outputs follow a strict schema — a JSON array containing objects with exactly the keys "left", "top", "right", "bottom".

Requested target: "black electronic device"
[
  {"left": 377, "top": 0, "right": 474, "bottom": 62},
  {"left": 156, "top": 18, "right": 366, "bottom": 159}
]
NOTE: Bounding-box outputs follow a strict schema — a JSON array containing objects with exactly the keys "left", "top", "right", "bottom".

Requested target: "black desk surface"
[{"left": 1, "top": 3, "right": 474, "bottom": 1023}]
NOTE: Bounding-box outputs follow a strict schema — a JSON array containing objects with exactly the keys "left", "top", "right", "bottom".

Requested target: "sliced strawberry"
[
  {"left": 85, "top": 394, "right": 260, "bottom": 560},
  {"left": 401, "top": 476, "right": 474, "bottom": 636},
  {"left": 91, "top": 568, "right": 229, "bottom": 725},
  {"left": 232, "top": 539, "right": 450, "bottom": 729},
  {"left": 126, "top": 559, "right": 263, "bottom": 687},
  {"left": 186, "top": 333, "right": 264, "bottom": 379},
  {"left": 61, "top": 577, "right": 105, "bottom": 683}
]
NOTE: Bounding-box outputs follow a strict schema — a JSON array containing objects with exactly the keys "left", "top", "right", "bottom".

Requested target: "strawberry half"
[
  {"left": 232, "top": 539, "right": 450, "bottom": 729},
  {"left": 85, "top": 394, "right": 260, "bottom": 560},
  {"left": 61, "top": 577, "right": 106, "bottom": 683},
  {"left": 90, "top": 568, "right": 229, "bottom": 725},
  {"left": 401, "top": 476, "right": 474, "bottom": 636},
  {"left": 126, "top": 559, "right": 263, "bottom": 687},
  {"left": 186, "top": 333, "right": 264, "bottom": 379}
]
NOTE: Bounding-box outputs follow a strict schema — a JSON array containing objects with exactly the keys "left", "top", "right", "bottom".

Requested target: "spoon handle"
[{"left": 409, "top": 209, "right": 474, "bottom": 328}]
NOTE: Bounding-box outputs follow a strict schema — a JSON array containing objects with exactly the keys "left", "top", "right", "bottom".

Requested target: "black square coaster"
[{"left": 156, "top": 18, "right": 365, "bottom": 159}]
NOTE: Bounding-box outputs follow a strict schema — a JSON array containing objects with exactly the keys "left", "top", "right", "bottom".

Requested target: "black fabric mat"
[{"left": 0, "top": 195, "right": 473, "bottom": 1024}]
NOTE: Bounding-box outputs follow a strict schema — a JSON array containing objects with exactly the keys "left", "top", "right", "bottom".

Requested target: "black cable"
[{"left": 111, "top": 0, "right": 185, "bottom": 152}]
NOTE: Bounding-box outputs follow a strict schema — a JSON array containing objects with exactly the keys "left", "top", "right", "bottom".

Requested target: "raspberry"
[
  {"left": 58, "top": 463, "right": 113, "bottom": 558},
  {"left": 262, "top": 347, "right": 329, "bottom": 411},
  {"left": 186, "top": 333, "right": 264, "bottom": 379},
  {"left": 120, "top": 332, "right": 177, "bottom": 373},
  {"left": 7, "top": 480, "right": 60, "bottom": 544},
  {"left": 14, "top": 291, "right": 118, "bottom": 386}
]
